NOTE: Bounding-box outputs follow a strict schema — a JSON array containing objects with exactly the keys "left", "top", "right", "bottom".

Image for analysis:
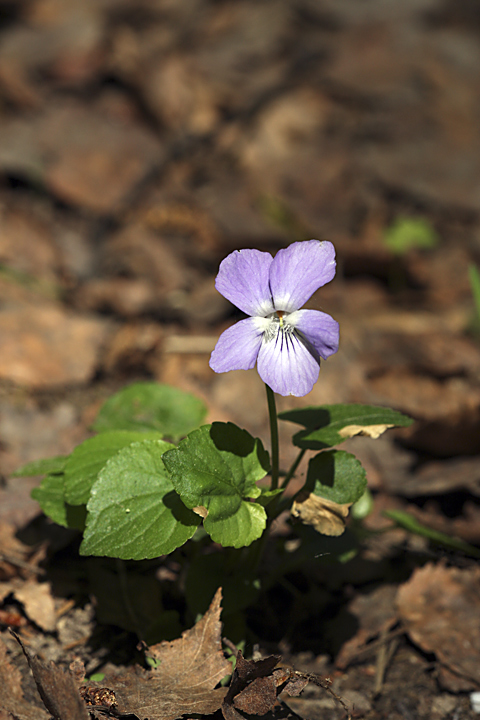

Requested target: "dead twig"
[
  {"left": 0, "top": 552, "right": 45, "bottom": 575},
  {"left": 374, "top": 626, "right": 400, "bottom": 697}
]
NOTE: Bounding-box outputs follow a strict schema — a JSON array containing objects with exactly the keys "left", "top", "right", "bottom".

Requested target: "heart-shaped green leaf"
[
  {"left": 31, "top": 474, "right": 86, "bottom": 530},
  {"left": 306, "top": 450, "right": 367, "bottom": 504},
  {"left": 81, "top": 439, "right": 199, "bottom": 560},
  {"left": 31, "top": 473, "right": 68, "bottom": 526},
  {"left": 12, "top": 455, "right": 68, "bottom": 477},
  {"left": 163, "top": 423, "right": 270, "bottom": 548},
  {"left": 64, "top": 430, "right": 165, "bottom": 505},
  {"left": 92, "top": 382, "right": 207, "bottom": 441}
]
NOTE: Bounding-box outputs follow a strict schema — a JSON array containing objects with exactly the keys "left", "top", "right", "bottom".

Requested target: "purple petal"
[
  {"left": 215, "top": 249, "right": 275, "bottom": 317},
  {"left": 209, "top": 318, "right": 266, "bottom": 373},
  {"left": 291, "top": 309, "right": 339, "bottom": 359},
  {"left": 256, "top": 330, "right": 320, "bottom": 397},
  {"left": 269, "top": 240, "right": 336, "bottom": 313}
]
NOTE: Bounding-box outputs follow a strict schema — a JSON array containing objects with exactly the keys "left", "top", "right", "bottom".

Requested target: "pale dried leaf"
[
  {"left": 292, "top": 494, "right": 351, "bottom": 537},
  {"left": 338, "top": 424, "right": 394, "bottom": 439},
  {"left": 15, "top": 581, "right": 56, "bottom": 632}
]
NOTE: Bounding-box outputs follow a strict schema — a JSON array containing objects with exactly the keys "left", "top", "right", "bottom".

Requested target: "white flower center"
[
  {"left": 253, "top": 310, "right": 319, "bottom": 364},
  {"left": 262, "top": 310, "right": 296, "bottom": 343}
]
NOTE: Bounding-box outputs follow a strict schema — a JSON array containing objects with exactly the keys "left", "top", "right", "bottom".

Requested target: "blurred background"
[
  {"left": 1, "top": 2, "right": 480, "bottom": 715},
  {"left": 0, "top": 0, "right": 480, "bottom": 560}
]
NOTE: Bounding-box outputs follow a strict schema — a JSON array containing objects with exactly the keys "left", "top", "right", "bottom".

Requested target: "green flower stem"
[
  {"left": 280, "top": 448, "right": 306, "bottom": 490},
  {"left": 265, "top": 384, "right": 279, "bottom": 490}
]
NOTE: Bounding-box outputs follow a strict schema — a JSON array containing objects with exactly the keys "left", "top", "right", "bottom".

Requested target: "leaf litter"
[{"left": 3, "top": 588, "right": 351, "bottom": 720}]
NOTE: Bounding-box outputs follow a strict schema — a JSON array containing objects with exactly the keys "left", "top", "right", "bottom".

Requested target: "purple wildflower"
[{"left": 209, "top": 240, "right": 339, "bottom": 396}]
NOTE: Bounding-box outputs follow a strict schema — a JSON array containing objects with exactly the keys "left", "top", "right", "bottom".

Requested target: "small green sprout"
[
  {"left": 87, "top": 673, "right": 105, "bottom": 682},
  {"left": 468, "top": 264, "right": 480, "bottom": 332},
  {"left": 384, "top": 217, "right": 439, "bottom": 255}
]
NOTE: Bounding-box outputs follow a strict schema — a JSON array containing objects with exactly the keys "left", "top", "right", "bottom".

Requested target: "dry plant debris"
[
  {"left": 2, "top": 589, "right": 351, "bottom": 720},
  {"left": 291, "top": 493, "right": 352, "bottom": 537}
]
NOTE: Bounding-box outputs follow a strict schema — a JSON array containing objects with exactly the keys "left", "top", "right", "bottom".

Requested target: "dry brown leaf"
[
  {"left": 99, "top": 587, "right": 231, "bottom": 720},
  {"left": 223, "top": 650, "right": 350, "bottom": 720},
  {"left": 233, "top": 676, "right": 277, "bottom": 715},
  {"left": 15, "top": 581, "right": 56, "bottom": 633},
  {"left": 291, "top": 493, "right": 352, "bottom": 537},
  {"left": 0, "top": 522, "right": 35, "bottom": 581},
  {"left": 223, "top": 650, "right": 280, "bottom": 720},
  {"left": 338, "top": 423, "right": 394, "bottom": 439},
  {"left": 14, "top": 633, "right": 89, "bottom": 720},
  {"left": 397, "top": 563, "right": 480, "bottom": 691},
  {"left": 0, "top": 635, "right": 49, "bottom": 720}
]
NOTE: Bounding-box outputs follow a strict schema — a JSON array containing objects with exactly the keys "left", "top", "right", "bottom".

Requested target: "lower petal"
[
  {"left": 209, "top": 318, "right": 264, "bottom": 373},
  {"left": 290, "top": 309, "right": 339, "bottom": 359},
  {"left": 256, "top": 331, "right": 320, "bottom": 397}
]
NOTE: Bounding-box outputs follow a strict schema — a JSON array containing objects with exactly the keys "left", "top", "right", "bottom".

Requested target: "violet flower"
[{"left": 209, "top": 240, "right": 339, "bottom": 396}]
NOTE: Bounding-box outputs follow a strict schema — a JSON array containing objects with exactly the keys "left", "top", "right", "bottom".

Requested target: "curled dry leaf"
[
  {"left": 12, "top": 632, "right": 89, "bottom": 720},
  {"left": 338, "top": 423, "right": 394, "bottom": 439},
  {"left": 224, "top": 649, "right": 280, "bottom": 720},
  {"left": 291, "top": 493, "right": 352, "bottom": 537},
  {"left": 223, "top": 650, "right": 350, "bottom": 720},
  {"left": 0, "top": 635, "right": 49, "bottom": 720}
]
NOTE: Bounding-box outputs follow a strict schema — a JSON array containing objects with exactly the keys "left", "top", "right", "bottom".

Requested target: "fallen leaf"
[
  {"left": 0, "top": 522, "right": 38, "bottom": 581},
  {"left": 291, "top": 493, "right": 352, "bottom": 537},
  {"left": 224, "top": 651, "right": 279, "bottom": 719},
  {"left": 397, "top": 563, "right": 480, "bottom": 691},
  {"left": 338, "top": 424, "right": 394, "bottom": 439},
  {"left": 98, "top": 587, "right": 231, "bottom": 720},
  {"left": 15, "top": 581, "right": 56, "bottom": 632},
  {"left": 14, "top": 633, "right": 89, "bottom": 720},
  {"left": 224, "top": 651, "right": 348, "bottom": 720},
  {"left": 233, "top": 676, "right": 277, "bottom": 715},
  {"left": 0, "top": 635, "right": 49, "bottom": 720}
]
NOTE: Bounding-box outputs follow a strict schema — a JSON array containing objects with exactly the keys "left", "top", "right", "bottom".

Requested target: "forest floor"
[{"left": 1, "top": 0, "right": 480, "bottom": 718}]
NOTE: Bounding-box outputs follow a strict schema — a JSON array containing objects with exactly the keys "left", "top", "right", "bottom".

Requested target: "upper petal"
[
  {"left": 269, "top": 240, "right": 336, "bottom": 313},
  {"left": 256, "top": 328, "right": 320, "bottom": 397},
  {"left": 215, "top": 248, "right": 275, "bottom": 317},
  {"left": 289, "top": 309, "right": 339, "bottom": 359},
  {"left": 209, "top": 317, "right": 266, "bottom": 373}
]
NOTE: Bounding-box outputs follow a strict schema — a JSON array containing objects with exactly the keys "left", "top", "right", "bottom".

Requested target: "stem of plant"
[
  {"left": 265, "top": 384, "right": 279, "bottom": 491},
  {"left": 280, "top": 448, "right": 306, "bottom": 490}
]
